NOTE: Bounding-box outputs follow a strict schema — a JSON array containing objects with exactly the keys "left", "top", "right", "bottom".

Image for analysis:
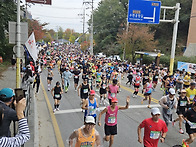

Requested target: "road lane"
[{"left": 40, "top": 67, "right": 196, "bottom": 147}]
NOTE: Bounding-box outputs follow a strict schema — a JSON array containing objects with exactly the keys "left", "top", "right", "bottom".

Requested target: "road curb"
[{"left": 34, "top": 92, "right": 39, "bottom": 147}]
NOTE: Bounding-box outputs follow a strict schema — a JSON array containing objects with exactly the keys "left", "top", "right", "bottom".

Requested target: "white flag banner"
[{"left": 25, "top": 32, "right": 38, "bottom": 62}]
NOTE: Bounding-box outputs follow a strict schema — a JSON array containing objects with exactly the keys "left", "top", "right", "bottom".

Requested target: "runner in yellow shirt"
[
  {"left": 183, "top": 72, "right": 191, "bottom": 89},
  {"left": 69, "top": 116, "right": 101, "bottom": 147},
  {"left": 186, "top": 82, "right": 196, "bottom": 104}
]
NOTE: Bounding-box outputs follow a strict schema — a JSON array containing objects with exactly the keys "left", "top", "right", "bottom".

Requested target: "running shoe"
[
  {"left": 147, "top": 105, "right": 151, "bottom": 109},
  {"left": 56, "top": 108, "right": 60, "bottom": 111},
  {"left": 179, "top": 129, "right": 184, "bottom": 134},
  {"left": 172, "top": 121, "right": 175, "bottom": 126},
  {"left": 53, "top": 109, "right": 56, "bottom": 113},
  {"left": 182, "top": 139, "right": 189, "bottom": 147}
]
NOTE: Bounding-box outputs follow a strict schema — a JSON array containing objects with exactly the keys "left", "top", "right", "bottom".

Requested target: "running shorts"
[
  {"left": 104, "top": 124, "right": 117, "bottom": 136},
  {"left": 47, "top": 77, "right": 53, "bottom": 81}
]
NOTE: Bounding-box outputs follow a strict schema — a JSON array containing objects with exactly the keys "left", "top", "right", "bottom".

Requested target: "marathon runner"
[
  {"left": 182, "top": 101, "right": 196, "bottom": 147},
  {"left": 99, "top": 75, "right": 108, "bottom": 105},
  {"left": 173, "top": 89, "right": 190, "bottom": 134},
  {"left": 138, "top": 107, "right": 168, "bottom": 147},
  {"left": 73, "top": 67, "right": 81, "bottom": 91},
  {"left": 69, "top": 116, "right": 101, "bottom": 147},
  {"left": 98, "top": 96, "right": 130, "bottom": 147},
  {"left": 47, "top": 67, "right": 54, "bottom": 91},
  {"left": 82, "top": 90, "right": 99, "bottom": 122},
  {"left": 51, "top": 81, "right": 63, "bottom": 113}
]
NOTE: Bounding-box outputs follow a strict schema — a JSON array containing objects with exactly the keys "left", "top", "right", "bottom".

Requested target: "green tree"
[
  {"left": 92, "top": 0, "right": 127, "bottom": 54},
  {"left": 0, "top": 0, "right": 17, "bottom": 59},
  {"left": 149, "top": 0, "right": 192, "bottom": 54},
  {"left": 57, "top": 27, "right": 64, "bottom": 39},
  {"left": 69, "top": 35, "right": 76, "bottom": 43}
]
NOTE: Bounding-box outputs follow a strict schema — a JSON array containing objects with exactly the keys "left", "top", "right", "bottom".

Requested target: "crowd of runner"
[{"left": 2, "top": 43, "right": 194, "bottom": 147}]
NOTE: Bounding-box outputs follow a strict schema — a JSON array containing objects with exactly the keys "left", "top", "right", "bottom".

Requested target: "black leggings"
[{"left": 33, "top": 81, "right": 40, "bottom": 93}]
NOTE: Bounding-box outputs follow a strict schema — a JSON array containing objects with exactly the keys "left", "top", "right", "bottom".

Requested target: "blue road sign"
[{"left": 128, "top": 0, "right": 161, "bottom": 24}]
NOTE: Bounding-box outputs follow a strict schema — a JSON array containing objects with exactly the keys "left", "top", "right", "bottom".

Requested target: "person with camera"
[
  {"left": 0, "top": 88, "right": 18, "bottom": 137},
  {"left": 0, "top": 98, "right": 30, "bottom": 146}
]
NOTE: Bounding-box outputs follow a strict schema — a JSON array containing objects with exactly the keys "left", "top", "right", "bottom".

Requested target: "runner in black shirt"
[
  {"left": 183, "top": 102, "right": 196, "bottom": 146},
  {"left": 51, "top": 81, "right": 63, "bottom": 113},
  {"left": 73, "top": 67, "right": 81, "bottom": 91}
]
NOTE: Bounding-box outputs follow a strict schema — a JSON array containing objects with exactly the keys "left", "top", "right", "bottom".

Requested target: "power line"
[{"left": 32, "top": 13, "right": 81, "bottom": 19}]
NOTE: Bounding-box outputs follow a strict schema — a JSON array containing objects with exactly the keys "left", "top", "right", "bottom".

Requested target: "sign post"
[
  {"left": 127, "top": 0, "right": 181, "bottom": 75},
  {"left": 16, "top": 0, "right": 21, "bottom": 88}
]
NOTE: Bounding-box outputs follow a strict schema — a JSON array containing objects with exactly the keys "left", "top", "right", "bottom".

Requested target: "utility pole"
[
  {"left": 90, "top": 0, "right": 93, "bottom": 55},
  {"left": 83, "top": 0, "right": 94, "bottom": 55},
  {"left": 16, "top": 0, "right": 21, "bottom": 88},
  {"left": 79, "top": 2, "right": 87, "bottom": 42}
]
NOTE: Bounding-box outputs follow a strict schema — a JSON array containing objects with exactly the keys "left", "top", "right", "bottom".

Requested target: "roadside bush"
[{"left": 143, "top": 55, "right": 155, "bottom": 65}]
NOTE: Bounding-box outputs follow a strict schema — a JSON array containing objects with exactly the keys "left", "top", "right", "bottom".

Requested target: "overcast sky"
[{"left": 21, "top": 0, "right": 101, "bottom": 33}]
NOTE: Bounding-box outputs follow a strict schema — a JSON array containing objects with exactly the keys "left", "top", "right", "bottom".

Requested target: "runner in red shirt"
[{"left": 137, "top": 108, "right": 168, "bottom": 147}]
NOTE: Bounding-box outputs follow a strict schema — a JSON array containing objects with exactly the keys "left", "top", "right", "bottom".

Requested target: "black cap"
[{"left": 113, "top": 79, "right": 117, "bottom": 84}]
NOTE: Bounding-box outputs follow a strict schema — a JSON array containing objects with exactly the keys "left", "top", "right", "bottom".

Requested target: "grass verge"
[{"left": 0, "top": 61, "right": 11, "bottom": 78}]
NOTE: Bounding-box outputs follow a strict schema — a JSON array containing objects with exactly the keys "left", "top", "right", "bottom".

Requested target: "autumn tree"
[
  {"left": 64, "top": 28, "right": 74, "bottom": 40},
  {"left": 27, "top": 19, "right": 47, "bottom": 41},
  {"left": 43, "top": 32, "right": 53, "bottom": 43},
  {"left": 81, "top": 41, "right": 90, "bottom": 52},
  {"left": 118, "top": 24, "right": 157, "bottom": 63}
]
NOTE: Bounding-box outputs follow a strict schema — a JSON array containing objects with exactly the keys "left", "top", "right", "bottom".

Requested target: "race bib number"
[
  {"left": 180, "top": 101, "right": 187, "bottom": 106},
  {"left": 84, "top": 89, "right": 88, "bottom": 93},
  {"left": 190, "top": 95, "right": 194, "bottom": 101},
  {"left": 150, "top": 131, "right": 160, "bottom": 139},
  {"left": 108, "top": 117, "right": 115, "bottom": 123},
  {"left": 190, "top": 122, "right": 196, "bottom": 129},
  {"left": 54, "top": 94, "right": 60, "bottom": 98},
  {"left": 108, "top": 74, "right": 110, "bottom": 76},
  {"left": 103, "top": 84, "right": 106, "bottom": 89},
  {"left": 111, "top": 93, "right": 115, "bottom": 98},
  {"left": 89, "top": 106, "right": 96, "bottom": 115},
  {"left": 155, "top": 76, "right": 158, "bottom": 79},
  {"left": 80, "top": 145, "right": 92, "bottom": 147},
  {"left": 75, "top": 76, "right": 78, "bottom": 79},
  {"left": 145, "top": 76, "right": 148, "bottom": 79}
]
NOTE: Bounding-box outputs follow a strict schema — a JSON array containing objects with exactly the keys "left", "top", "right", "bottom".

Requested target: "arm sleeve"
[
  {"left": 0, "top": 118, "right": 30, "bottom": 147},
  {"left": 139, "top": 119, "right": 146, "bottom": 128}
]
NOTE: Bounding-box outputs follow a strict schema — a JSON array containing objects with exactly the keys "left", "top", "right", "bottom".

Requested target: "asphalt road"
[{"left": 40, "top": 67, "right": 196, "bottom": 147}]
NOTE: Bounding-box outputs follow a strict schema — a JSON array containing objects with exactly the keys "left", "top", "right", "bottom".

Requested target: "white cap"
[
  {"left": 151, "top": 108, "right": 161, "bottom": 115},
  {"left": 169, "top": 88, "right": 175, "bottom": 95},
  {"left": 85, "top": 116, "right": 95, "bottom": 124}
]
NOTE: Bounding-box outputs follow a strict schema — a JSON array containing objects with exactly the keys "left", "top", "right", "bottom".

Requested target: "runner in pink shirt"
[
  {"left": 98, "top": 96, "right": 130, "bottom": 147},
  {"left": 108, "top": 79, "right": 119, "bottom": 105}
]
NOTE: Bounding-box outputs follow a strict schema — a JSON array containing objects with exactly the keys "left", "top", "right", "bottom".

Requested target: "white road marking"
[{"left": 54, "top": 104, "right": 161, "bottom": 114}]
